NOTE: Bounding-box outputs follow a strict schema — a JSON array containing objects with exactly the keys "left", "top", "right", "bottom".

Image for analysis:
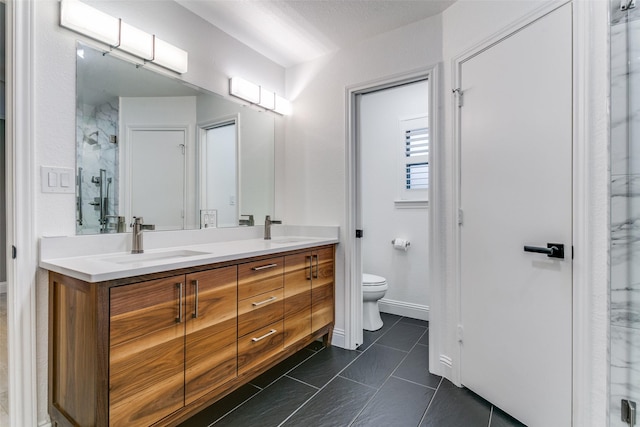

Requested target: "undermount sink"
[
  {"left": 269, "top": 237, "right": 311, "bottom": 244},
  {"left": 101, "top": 249, "right": 210, "bottom": 265}
]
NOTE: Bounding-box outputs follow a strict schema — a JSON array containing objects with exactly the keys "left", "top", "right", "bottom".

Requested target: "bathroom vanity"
[{"left": 42, "top": 233, "right": 337, "bottom": 427}]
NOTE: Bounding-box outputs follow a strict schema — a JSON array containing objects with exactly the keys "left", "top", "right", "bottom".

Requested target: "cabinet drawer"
[
  {"left": 238, "top": 288, "right": 284, "bottom": 337},
  {"left": 238, "top": 257, "right": 284, "bottom": 300},
  {"left": 238, "top": 320, "right": 284, "bottom": 375}
]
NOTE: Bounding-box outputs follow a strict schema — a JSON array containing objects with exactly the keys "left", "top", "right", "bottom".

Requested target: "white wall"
[
  {"left": 33, "top": 0, "right": 285, "bottom": 423},
  {"left": 284, "top": 14, "right": 443, "bottom": 342},
  {"left": 360, "top": 81, "right": 429, "bottom": 318}
]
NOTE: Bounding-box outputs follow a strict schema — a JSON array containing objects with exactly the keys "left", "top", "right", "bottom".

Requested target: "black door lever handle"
[{"left": 524, "top": 243, "right": 564, "bottom": 259}]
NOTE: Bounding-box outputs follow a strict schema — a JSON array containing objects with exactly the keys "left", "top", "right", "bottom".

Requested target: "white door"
[
  {"left": 202, "top": 123, "right": 238, "bottom": 228},
  {"left": 459, "top": 5, "right": 572, "bottom": 426},
  {"left": 130, "top": 129, "right": 186, "bottom": 230}
]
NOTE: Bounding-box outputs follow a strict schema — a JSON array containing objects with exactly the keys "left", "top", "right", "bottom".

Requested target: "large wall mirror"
[{"left": 76, "top": 42, "right": 275, "bottom": 234}]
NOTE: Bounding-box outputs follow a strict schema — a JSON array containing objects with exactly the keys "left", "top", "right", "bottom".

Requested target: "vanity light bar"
[
  {"left": 229, "top": 77, "right": 291, "bottom": 115},
  {"left": 59, "top": 0, "right": 188, "bottom": 74}
]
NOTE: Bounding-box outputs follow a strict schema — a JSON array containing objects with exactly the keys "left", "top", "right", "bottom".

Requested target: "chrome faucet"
[
  {"left": 130, "top": 216, "right": 155, "bottom": 254},
  {"left": 264, "top": 215, "right": 281, "bottom": 240},
  {"left": 239, "top": 214, "right": 255, "bottom": 226}
]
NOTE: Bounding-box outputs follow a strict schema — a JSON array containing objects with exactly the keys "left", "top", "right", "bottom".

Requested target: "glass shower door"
[{"left": 611, "top": 1, "right": 640, "bottom": 425}]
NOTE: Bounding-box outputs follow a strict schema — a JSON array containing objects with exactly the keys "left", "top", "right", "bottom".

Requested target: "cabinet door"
[
  {"left": 109, "top": 276, "right": 186, "bottom": 427},
  {"left": 283, "top": 252, "right": 312, "bottom": 347},
  {"left": 311, "top": 247, "right": 335, "bottom": 332},
  {"left": 185, "top": 266, "right": 238, "bottom": 404}
]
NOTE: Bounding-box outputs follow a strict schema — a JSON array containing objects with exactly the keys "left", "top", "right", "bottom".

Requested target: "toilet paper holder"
[{"left": 391, "top": 238, "right": 410, "bottom": 248}]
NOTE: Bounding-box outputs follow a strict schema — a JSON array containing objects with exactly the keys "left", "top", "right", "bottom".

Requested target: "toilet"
[{"left": 363, "top": 273, "right": 388, "bottom": 331}]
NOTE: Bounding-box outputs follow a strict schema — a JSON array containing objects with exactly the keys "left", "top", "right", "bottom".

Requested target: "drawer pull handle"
[
  {"left": 176, "top": 282, "right": 183, "bottom": 323},
  {"left": 192, "top": 280, "right": 199, "bottom": 319},
  {"left": 252, "top": 329, "right": 277, "bottom": 342},
  {"left": 252, "top": 296, "right": 277, "bottom": 306},
  {"left": 252, "top": 263, "right": 278, "bottom": 271}
]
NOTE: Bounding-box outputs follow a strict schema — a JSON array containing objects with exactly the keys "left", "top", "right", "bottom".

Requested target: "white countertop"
[{"left": 39, "top": 226, "right": 339, "bottom": 283}]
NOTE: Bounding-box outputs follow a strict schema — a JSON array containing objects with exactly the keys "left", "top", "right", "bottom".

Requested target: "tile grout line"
[
  {"left": 211, "top": 346, "right": 322, "bottom": 426},
  {"left": 208, "top": 384, "right": 263, "bottom": 426},
  {"left": 347, "top": 317, "right": 432, "bottom": 426},
  {"left": 276, "top": 315, "right": 407, "bottom": 427},
  {"left": 275, "top": 342, "right": 372, "bottom": 427},
  {"left": 371, "top": 341, "right": 410, "bottom": 353},
  {"left": 283, "top": 374, "right": 320, "bottom": 390},
  {"left": 250, "top": 347, "right": 321, "bottom": 390},
  {"left": 390, "top": 374, "right": 438, "bottom": 390},
  {"left": 417, "top": 376, "right": 445, "bottom": 426}
]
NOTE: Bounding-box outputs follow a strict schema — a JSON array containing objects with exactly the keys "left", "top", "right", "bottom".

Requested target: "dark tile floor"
[{"left": 180, "top": 313, "right": 526, "bottom": 427}]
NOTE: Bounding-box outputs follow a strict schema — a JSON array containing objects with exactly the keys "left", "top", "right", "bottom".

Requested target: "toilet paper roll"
[{"left": 392, "top": 238, "right": 410, "bottom": 251}]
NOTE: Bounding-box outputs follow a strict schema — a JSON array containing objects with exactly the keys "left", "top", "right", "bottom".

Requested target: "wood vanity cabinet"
[
  {"left": 109, "top": 266, "right": 238, "bottom": 426},
  {"left": 48, "top": 245, "right": 335, "bottom": 427},
  {"left": 283, "top": 246, "right": 335, "bottom": 347}
]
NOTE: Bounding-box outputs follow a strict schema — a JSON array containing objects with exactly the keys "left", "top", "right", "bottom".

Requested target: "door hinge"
[
  {"left": 179, "top": 143, "right": 185, "bottom": 155},
  {"left": 458, "top": 209, "right": 464, "bottom": 225},
  {"left": 12, "top": 245, "right": 16, "bottom": 259},
  {"left": 457, "top": 325, "right": 464, "bottom": 343},
  {"left": 453, "top": 88, "right": 464, "bottom": 107},
  {"left": 356, "top": 229, "right": 364, "bottom": 238},
  {"left": 622, "top": 399, "right": 636, "bottom": 426}
]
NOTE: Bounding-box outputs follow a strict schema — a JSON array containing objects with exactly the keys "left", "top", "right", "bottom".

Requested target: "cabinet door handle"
[
  {"left": 313, "top": 254, "right": 319, "bottom": 279},
  {"left": 306, "top": 256, "right": 312, "bottom": 280},
  {"left": 252, "top": 263, "right": 278, "bottom": 271},
  {"left": 252, "top": 295, "right": 277, "bottom": 306},
  {"left": 251, "top": 329, "right": 277, "bottom": 342},
  {"left": 176, "top": 282, "right": 183, "bottom": 323},
  {"left": 192, "top": 280, "right": 199, "bottom": 319}
]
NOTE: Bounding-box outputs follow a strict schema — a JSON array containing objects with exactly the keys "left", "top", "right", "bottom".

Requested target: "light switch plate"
[
  {"left": 41, "top": 166, "right": 75, "bottom": 194},
  {"left": 200, "top": 209, "right": 217, "bottom": 229}
]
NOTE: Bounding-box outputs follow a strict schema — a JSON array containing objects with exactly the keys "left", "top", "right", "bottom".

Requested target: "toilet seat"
[{"left": 363, "top": 274, "right": 386, "bottom": 286}]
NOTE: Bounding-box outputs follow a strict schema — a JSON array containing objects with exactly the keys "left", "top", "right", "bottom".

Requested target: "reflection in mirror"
[{"left": 75, "top": 42, "right": 275, "bottom": 234}]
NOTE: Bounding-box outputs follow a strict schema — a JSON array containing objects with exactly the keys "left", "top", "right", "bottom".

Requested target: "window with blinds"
[
  {"left": 404, "top": 127, "right": 429, "bottom": 190},
  {"left": 398, "top": 116, "right": 429, "bottom": 203}
]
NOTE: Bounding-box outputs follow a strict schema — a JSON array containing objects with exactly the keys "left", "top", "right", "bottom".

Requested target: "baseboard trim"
[
  {"left": 331, "top": 328, "right": 346, "bottom": 349},
  {"left": 379, "top": 298, "right": 429, "bottom": 321}
]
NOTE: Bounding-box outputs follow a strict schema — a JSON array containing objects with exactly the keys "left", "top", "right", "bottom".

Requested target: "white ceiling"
[{"left": 176, "top": 0, "right": 455, "bottom": 67}]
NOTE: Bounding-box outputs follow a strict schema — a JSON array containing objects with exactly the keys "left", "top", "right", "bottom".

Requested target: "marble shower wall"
[
  {"left": 610, "top": 5, "right": 640, "bottom": 426},
  {"left": 76, "top": 99, "right": 119, "bottom": 234}
]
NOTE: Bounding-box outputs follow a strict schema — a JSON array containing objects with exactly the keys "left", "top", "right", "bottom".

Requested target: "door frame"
[
  {"left": 429, "top": 1, "right": 608, "bottom": 425},
  {"left": 6, "top": 0, "right": 38, "bottom": 425},
  {"left": 345, "top": 66, "right": 440, "bottom": 350}
]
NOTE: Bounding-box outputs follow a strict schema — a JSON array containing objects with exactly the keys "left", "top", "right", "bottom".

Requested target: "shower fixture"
[{"left": 83, "top": 130, "right": 99, "bottom": 145}]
